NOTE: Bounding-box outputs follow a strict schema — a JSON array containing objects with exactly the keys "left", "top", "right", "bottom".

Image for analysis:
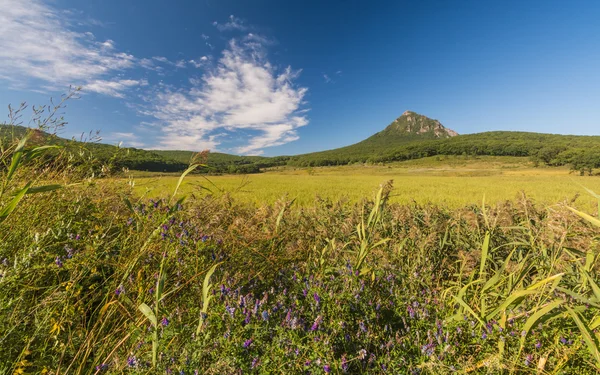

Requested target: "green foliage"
[{"left": 2, "top": 170, "right": 600, "bottom": 373}]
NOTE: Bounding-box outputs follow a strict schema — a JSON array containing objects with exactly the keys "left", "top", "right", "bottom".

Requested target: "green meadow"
[{"left": 127, "top": 157, "right": 600, "bottom": 211}]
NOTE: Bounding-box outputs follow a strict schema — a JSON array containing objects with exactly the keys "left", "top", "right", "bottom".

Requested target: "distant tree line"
[
  {"left": 4, "top": 125, "right": 600, "bottom": 175},
  {"left": 286, "top": 131, "right": 600, "bottom": 175}
]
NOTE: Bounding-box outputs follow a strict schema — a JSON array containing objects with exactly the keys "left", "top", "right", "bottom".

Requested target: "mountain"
[
  {"left": 283, "top": 111, "right": 459, "bottom": 165},
  {"left": 370, "top": 110, "right": 458, "bottom": 140}
]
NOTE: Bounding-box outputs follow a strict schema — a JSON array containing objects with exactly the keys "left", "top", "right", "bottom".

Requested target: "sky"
[{"left": 1, "top": 0, "right": 600, "bottom": 156}]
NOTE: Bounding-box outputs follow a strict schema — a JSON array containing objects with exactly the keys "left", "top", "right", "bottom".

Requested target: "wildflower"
[
  {"left": 311, "top": 315, "right": 323, "bottom": 331},
  {"left": 535, "top": 341, "right": 542, "bottom": 349},
  {"left": 55, "top": 257, "right": 63, "bottom": 267},
  {"left": 115, "top": 285, "right": 124, "bottom": 296},
  {"left": 161, "top": 317, "right": 169, "bottom": 326},
  {"left": 524, "top": 354, "right": 533, "bottom": 366},
  {"left": 560, "top": 337, "right": 567, "bottom": 344},
  {"left": 261, "top": 311, "right": 269, "bottom": 321},
  {"left": 251, "top": 357, "right": 260, "bottom": 369},
  {"left": 127, "top": 356, "right": 138, "bottom": 368},
  {"left": 481, "top": 332, "right": 487, "bottom": 340},
  {"left": 225, "top": 305, "right": 235, "bottom": 317},
  {"left": 313, "top": 292, "right": 321, "bottom": 304},
  {"left": 341, "top": 355, "right": 349, "bottom": 372},
  {"left": 421, "top": 343, "right": 435, "bottom": 356},
  {"left": 359, "top": 321, "right": 367, "bottom": 332},
  {"left": 358, "top": 349, "right": 367, "bottom": 360},
  {"left": 324, "top": 364, "right": 331, "bottom": 373},
  {"left": 243, "top": 339, "right": 253, "bottom": 349},
  {"left": 304, "top": 360, "right": 311, "bottom": 366},
  {"left": 95, "top": 363, "right": 108, "bottom": 372}
]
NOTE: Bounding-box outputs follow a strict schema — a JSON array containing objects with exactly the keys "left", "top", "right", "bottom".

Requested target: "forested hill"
[
  {"left": 287, "top": 130, "right": 600, "bottom": 172},
  {"left": 0, "top": 125, "right": 281, "bottom": 174}
]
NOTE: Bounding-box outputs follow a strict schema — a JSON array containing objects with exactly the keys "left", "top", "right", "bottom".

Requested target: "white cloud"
[
  {"left": 213, "top": 15, "right": 248, "bottom": 32},
  {"left": 0, "top": 0, "right": 138, "bottom": 96},
  {"left": 323, "top": 74, "right": 332, "bottom": 83},
  {"left": 106, "top": 131, "right": 146, "bottom": 148},
  {"left": 188, "top": 56, "right": 210, "bottom": 68},
  {"left": 147, "top": 38, "right": 308, "bottom": 154},
  {"left": 85, "top": 79, "right": 146, "bottom": 98}
]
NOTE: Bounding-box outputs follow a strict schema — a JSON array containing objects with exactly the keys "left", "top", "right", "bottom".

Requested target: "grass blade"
[{"left": 566, "top": 306, "right": 600, "bottom": 367}]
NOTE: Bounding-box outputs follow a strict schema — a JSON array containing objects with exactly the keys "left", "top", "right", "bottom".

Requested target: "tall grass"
[{"left": 1, "top": 99, "right": 599, "bottom": 374}]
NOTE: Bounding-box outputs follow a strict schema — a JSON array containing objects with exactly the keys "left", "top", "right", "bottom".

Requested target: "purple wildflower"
[
  {"left": 359, "top": 321, "right": 367, "bottom": 332},
  {"left": 535, "top": 341, "right": 542, "bottom": 349},
  {"left": 115, "top": 285, "right": 124, "bottom": 296},
  {"left": 324, "top": 364, "right": 331, "bottom": 373},
  {"left": 55, "top": 256, "right": 63, "bottom": 267},
  {"left": 161, "top": 317, "right": 169, "bottom": 326},
  {"left": 524, "top": 354, "right": 533, "bottom": 366},
  {"left": 341, "top": 355, "right": 349, "bottom": 372},
  {"left": 313, "top": 292, "right": 321, "bottom": 304},
  {"left": 251, "top": 357, "right": 259, "bottom": 369},
  {"left": 243, "top": 339, "right": 253, "bottom": 349},
  {"left": 127, "top": 356, "right": 138, "bottom": 368},
  {"left": 560, "top": 337, "right": 567, "bottom": 344},
  {"left": 95, "top": 363, "right": 108, "bottom": 372},
  {"left": 311, "top": 315, "right": 323, "bottom": 331}
]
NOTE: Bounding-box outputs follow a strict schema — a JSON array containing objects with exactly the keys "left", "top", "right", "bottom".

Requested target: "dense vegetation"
[
  {"left": 152, "top": 150, "right": 289, "bottom": 174},
  {"left": 1, "top": 115, "right": 600, "bottom": 374},
  {"left": 287, "top": 131, "right": 600, "bottom": 174}
]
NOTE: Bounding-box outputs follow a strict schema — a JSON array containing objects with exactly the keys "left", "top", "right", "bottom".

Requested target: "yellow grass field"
[{"left": 121, "top": 156, "right": 600, "bottom": 211}]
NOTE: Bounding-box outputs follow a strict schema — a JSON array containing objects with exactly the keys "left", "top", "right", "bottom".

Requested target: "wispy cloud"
[
  {"left": 146, "top": 37, "right": 308, "bottom": 154},
  {"left": 0, "top": 0, "right": 139, "bottom": 97},
  {"left": 188, "top": 56, "right": 210, "bottom": 68},
  {"left": 213, "top": 15, "right": 248, "bottom": 32},
  {"left": 323, "top": 74, "right": 332, "bottom": 83},
  {"left": 86, "top": 79, "right": 147, "bottom": 98},
  {"left": 0, "top": 3, "right": 310, "bottom": 155},
  {"left": 106, "top": 132, "right": 146, "bottom": 148}
]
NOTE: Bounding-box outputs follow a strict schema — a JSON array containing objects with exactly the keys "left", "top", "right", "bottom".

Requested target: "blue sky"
[{"left": 1, "top": 0, "right": 600, "bottom": 155}]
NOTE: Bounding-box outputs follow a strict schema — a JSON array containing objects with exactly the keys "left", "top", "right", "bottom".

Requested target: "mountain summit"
[{"left": 379, "top": 111, "right": 458, "bottom": 139}]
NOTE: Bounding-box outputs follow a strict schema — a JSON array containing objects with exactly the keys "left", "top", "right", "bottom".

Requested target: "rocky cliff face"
[{"left": 385, "top": 110, "right": 458, "bottom": 138}]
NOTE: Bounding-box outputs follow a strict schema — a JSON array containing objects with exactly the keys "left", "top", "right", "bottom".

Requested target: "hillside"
[{"left": 1, "top": 124, "right": 287, "bottom": 173}]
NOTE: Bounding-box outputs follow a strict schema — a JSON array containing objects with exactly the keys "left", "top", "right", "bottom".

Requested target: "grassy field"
[
  {"left": 125, "top": 156, "right": 600, "bottom": 211},
  {"left": 3, "top": 135, "right": 600, "bottom": 374}
]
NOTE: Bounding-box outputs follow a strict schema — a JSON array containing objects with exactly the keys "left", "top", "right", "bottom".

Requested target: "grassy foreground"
[{"left": 2, "top": 173, "right": 600, "bottom": 374}]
